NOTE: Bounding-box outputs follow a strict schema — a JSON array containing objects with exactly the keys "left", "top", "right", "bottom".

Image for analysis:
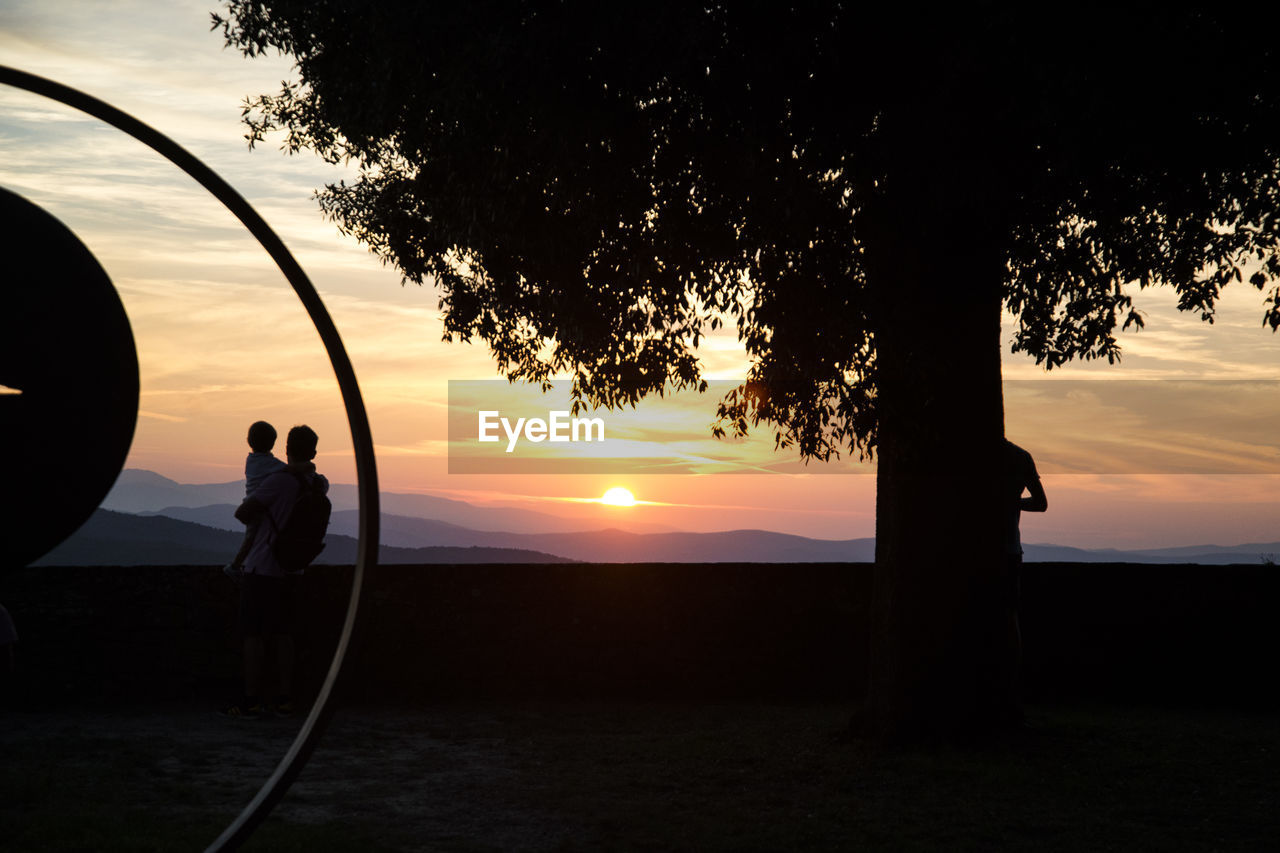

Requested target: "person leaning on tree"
[{"left": 999, "top": 438, "right": 1047, "bottom": 723}]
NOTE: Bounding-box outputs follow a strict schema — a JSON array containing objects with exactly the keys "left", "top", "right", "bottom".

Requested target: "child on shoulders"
[{"left": 224, "top": 421, "right": 287, "bottom": 577}]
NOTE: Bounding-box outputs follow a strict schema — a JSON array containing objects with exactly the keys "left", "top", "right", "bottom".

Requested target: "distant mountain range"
[
  {"left": 97, "top": 469, "right": 876, "bottom": 564},
  {"left": 46, "top": 468, "right": 1280, "bottom": 567},
  {"left": 1022, "top": 542, "right": 1280, "bottom": 565},
  {"left": 33, "top": 509, "right": 572, "bottom": 567},
  {"left": 102, "top": 469, "right": 667, "bottom": 534},
  {"left": 138, "top": 502, "right": 875, "bottom": 563}
]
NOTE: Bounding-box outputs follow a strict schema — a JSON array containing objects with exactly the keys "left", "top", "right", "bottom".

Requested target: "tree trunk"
[{"left": 858, "top": 222, "right": 1009, "bottom": 741}]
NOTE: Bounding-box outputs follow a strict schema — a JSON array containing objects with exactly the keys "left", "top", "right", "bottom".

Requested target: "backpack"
[{"left": 271, "top": 471, "right": 331, "bottom": 573}]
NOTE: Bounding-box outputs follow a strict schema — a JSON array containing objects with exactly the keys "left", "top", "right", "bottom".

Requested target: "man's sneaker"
[
  {"left": 221, "top": 699, "right": 266, "bottom": 719},
  {"left": 273, "top": 697, "right": 296, "bottom": 718}
]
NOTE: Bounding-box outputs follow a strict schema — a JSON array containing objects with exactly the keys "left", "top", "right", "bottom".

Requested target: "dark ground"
[
  {"left": 3, "top": 699, "right": 1278, "bottom": 851},
  {"left": 3, "top": 562, "right": 1279, "bottom": 849}
]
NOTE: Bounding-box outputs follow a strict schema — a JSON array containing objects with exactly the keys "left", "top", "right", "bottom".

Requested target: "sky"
[{"left": 3, "top": 0, "right": 1280, "bottom": 549}]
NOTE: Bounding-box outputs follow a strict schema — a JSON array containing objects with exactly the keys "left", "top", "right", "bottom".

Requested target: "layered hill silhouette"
[
  {"left": 72, "top": 469, "right": 1280, "bottom": 566},
  {"left": 33, "top": 509, "right": 572, "bottom": 566},
  {"left": 103, "top": 469, "right": 672, "bottom": 534},
  {"left": 101, "top": 469, "right": 877, "bottom": 563},
  {"left": 40, "top": 506, "right": 875, "bottom": 566}
]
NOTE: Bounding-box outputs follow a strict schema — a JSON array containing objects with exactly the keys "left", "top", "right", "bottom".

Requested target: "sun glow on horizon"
[{"left": 599, "top": 486, "right": 637, "bottom": 507}]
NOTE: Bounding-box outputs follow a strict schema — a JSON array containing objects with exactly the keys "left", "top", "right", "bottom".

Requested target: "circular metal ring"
[{"left": 0, "top": 65, "right": 381, "bottom": 851}]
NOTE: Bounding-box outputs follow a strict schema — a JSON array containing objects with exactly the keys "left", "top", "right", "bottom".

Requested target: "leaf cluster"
[{"left": 214, "top": 2, "right": 1280, "bottom": 460}]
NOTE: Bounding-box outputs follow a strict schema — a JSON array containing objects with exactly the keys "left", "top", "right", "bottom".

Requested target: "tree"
[{"left": 216, "top": 1, "right": 1280, "bottom": 739}]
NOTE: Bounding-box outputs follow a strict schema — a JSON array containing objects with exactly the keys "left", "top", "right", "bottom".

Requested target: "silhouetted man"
[
  {"left": 222, "top": 424, "right": 328, "bottom": 719},
  {"left": 1001, "top": 438, "right": 1047, "bottom": 723}
]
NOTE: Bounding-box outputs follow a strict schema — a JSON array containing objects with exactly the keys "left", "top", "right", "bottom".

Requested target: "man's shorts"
[{"left": 240, "top": 572, "right": 296, "bottom": 637}]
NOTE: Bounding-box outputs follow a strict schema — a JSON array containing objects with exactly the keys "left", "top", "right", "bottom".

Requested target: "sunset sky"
[{"left": 4, "top": 0, "right": 1280, "bottom": 549}]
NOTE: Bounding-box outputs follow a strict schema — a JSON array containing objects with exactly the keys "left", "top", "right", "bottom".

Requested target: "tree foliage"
[{"left": 215, "top": 2, "right": 1280, "bottom": 460}]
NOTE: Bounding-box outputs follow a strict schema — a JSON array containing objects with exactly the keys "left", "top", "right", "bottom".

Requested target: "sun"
[{"left": 599, "top": 486, "right": 636, "bottom": 507}]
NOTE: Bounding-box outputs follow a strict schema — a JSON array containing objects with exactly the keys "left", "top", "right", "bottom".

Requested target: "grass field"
[{"left": 3, "top": 700, "right": 1278, "bottom": 851}]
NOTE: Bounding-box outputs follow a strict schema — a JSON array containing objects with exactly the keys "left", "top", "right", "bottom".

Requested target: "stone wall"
[{"left": 2, "top": 563, "right": 1277, "bottom": 707}]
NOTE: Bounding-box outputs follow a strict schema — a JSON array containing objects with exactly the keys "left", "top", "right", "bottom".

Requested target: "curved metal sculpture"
[
  {"left": 0, "top": 65, "right": 381, "bottom": 851},
  {"left": 0, "top": 186, "right": 140, "bottom": 568}
]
